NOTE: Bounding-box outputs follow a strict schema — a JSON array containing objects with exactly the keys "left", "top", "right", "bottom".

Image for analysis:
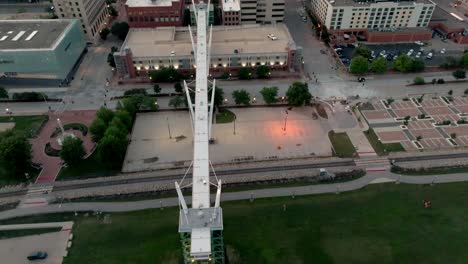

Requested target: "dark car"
[
  {"left": 357, "top": 77, "right": 366, "bottom": 82},
  {"left": 27, "top": 251, "right": 48, "bottom": 261}
]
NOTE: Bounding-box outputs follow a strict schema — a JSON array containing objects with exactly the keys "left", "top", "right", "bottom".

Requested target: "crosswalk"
[
  {"left": 355, "top": 157, "right": 391, "bottom": 172},
  {"left": 26, "top": 185, "right": 54, "bottom": 196}
]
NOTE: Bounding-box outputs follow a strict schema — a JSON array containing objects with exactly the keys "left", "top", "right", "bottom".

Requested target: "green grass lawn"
[
  {"left": 328, "top": 131, "right": 356, "bottom": 158},
  {"left": 57, "top": 151, "right": 119, "bottom": 180},
  {"left": 0, "top": 115, "right": 48, "bottom": 185},
  {"left": 0, "top": 115, "right": 48, "bottom": 138},
  {"left": 2, "top": 182, "right": 468, "bottom": 264},
  {"left": 0, "top": 227, "right": 61, "bottom": 239},
  {"left": 216, "top": 109, "right": 236, "bottom": 123},
  {"left": 364, "top": 128, "right": 405, "bottom": 155}
]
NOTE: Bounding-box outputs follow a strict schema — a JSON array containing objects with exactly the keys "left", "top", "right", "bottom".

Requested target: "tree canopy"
[
  {"left": 238, "top": 68, "right": 252, "bottom": 80},
  {"left": 286, "top": 82, "right": 312, "bottom": 106},
  {"left": 353, "top": 46, "right": 371, "bottom": 59},
  {"left": 0, "top": 86, "right": 8, "bottom": 99},
  {"left": 393, "top": 55, "right": 424, "bottom": 73},
  {"left": 60, "top": 136, "right": 85, "bottom": 166},
  {"left": 169, "top": 96, "right": 185, "bottom": 109},
  {"left": 232, "top": 89, "right": 251, "bottom": 105},
  {"left": 100, "top": 28, "right": 110, "bottom": 40},
  {"left": 90, "top": 118, "right": 107, "bottom": 143},
  {"left": 370, "top": 57, "right": 387, "bottom": 74},
  {"left": 453, "top": 69, "right": 467, "bottom": 80},
  {"left": 96, "top": 106, "right": 115, "bottom": 125},
  {"left": 0, "top": 133, "right": 32, "bottom": 177},
  {"left": 149, "top": 67, "right": 182, "bottom": 82},
  {"left": 111, "top": 22, "right": 129, "bottom": 40},
  {"left": 256, "top": 65, "right": 270, "bottom": 79},
  {"left": 260, "top": 86, "right": 278, "bottom": 104},
  {"left": 350, "top": 56, "right": 369, "bottom": 75}
]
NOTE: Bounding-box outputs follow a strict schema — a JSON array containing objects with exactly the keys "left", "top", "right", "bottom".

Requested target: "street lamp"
[
  {"left": 224, "top": 98, "right": 228, "bottom": 104},
  {"left": 283, "top": 110, "right": 288, "bottom": 131},
  {"left": 166, "top": 117, "right": 172, "bottom": 139},
  {"left": 253, "top": 97, "right": 257, "bottom": 104}
]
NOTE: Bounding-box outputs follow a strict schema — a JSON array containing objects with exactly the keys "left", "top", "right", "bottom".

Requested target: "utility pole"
[{"left": 283, "top": 110, "right": 288, "bottom": 131}]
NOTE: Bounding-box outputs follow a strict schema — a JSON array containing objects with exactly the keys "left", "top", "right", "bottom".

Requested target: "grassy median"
[
  {"left": 0, "top": 182, "right": 466, "bottom": 263},
  {"left": 328, "top": 131, "right": 356, "bottom": 158}
]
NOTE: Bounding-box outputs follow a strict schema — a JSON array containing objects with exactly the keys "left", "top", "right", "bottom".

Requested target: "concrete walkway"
[
  {"left": 0, "top": 171, "right": 467, "bottom": 220},
  {"left": 0, "top": 221, "right": 73, "bottom": 231}
]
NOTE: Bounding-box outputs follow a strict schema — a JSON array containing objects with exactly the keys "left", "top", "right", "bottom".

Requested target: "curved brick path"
[{"left": 30, "top": 110, "right": 96, "bottom": 184}]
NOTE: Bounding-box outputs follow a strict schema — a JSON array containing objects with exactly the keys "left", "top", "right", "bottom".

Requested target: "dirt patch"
[
  {"left": 315, "top": 105, "right": 328, "bottom": 119},
  {"left": 0, "top": 123, "right": 14, "bottom": 132}
]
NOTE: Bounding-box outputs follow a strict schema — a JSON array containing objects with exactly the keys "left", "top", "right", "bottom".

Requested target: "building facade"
[
  {"left": 240, "top": 0, "right": 285, "bottom": 24},
  {"left": 309, "top": 0, "right": 435, "bottom": 31},
  {"left": 125, "top": 0, "right": 185, "bottom": 28},
  {"left": 0, "top": 19, "right": 86, "bottom": 84},
  {"left": 52, "top": 0, "right": 109, "bottom": 40},
  {"left": 221, "top": 0, "right": 241, "bottom": 25},
  {"left": 114, "top": 24, "right": 301, "bottom": 80}
]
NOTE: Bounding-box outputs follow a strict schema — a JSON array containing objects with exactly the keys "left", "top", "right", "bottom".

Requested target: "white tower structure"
[{"left": 175, "top": 1, "right": 224, "bottom": 263}]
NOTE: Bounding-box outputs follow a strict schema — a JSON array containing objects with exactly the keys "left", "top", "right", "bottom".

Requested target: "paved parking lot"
[
  {"left": 123, "top": 107, "right": 333, "bottom": 172},
  {"left": 361, "top": 96, "right": 468, "bottom": 151},
  {"left": 334, "top": 42, "right": 465, "bottom": 68}
]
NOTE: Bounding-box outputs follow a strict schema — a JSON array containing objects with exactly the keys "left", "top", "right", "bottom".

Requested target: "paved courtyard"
[
  {"left": 123, "top": 107, "right": 332, "bottom": 172},
  {"left": 360, "top": 96, "right": 468, "bottom": 151}
]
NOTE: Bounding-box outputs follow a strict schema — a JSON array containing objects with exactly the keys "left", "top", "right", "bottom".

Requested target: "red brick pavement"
[
  {"left": 393, "top": 108, "right": 421, "bottom": 118},
  {"left": 376, "top": 130, "right": 407, "bottom": 143},
  {"left": 30, "top": 110, "right": 96, "bottom": 183},
  {"left": 362, "top": 110, "right": 392, "bottom": 120}
]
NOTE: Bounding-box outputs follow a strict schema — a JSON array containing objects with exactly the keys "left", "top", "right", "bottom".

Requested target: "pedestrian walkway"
[{"left": 1, "top": 171, "right": 467, "bottom": 220}]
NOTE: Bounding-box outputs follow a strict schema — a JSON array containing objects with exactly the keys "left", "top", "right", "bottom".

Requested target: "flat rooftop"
[
  {"left": 430, "top": 6, "right": 467, "bottom": 29},
  {"left": 125, "top": 0, "right": 179, "bottom": 7},
  {"left": 122, "top": 24, "right": 295, "bottom": 58},
  {"left": 0, "top": 19, "right": 71, "bottom": 50},
  {"left": 326, "top": 0, "right": 434, "bottom": 7},
  {"left": 222, "top": 0, "right": 240, "bottom": 12}
]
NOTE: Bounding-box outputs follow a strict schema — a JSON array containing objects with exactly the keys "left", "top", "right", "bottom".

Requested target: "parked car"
[
  {"left": 302, "top": 17, "right": 307, "bottom": 22},
  {"left": 357, "top": 77, "right": 366, "bottom": 82},
  {"left": 267, "top": 34, "right": 278, "bottom": 40},
  {"left": 27, "top": 251, "right": 48, "bottom": 261},
  {"left": 334, "top": 47, "right": 343, "bottom": 52},
  {"left": 441, "top": 38, "right": 448, "bottom": 43},
  {"left": 440, "top": 48, "right": 446, "bottom": 54},
  {"left": 414, "top": 40, "right": 424, "bottom": 46},
  {"left": 426, "top": 52, "right": 433, "bottom": 59},
  {"left": 415, "top": 52, "right": 422, "bottom": 58}
]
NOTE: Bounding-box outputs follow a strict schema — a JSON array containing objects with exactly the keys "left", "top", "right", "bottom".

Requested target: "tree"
[
  {"left": 169, "top": 96, "right": 185, "bottom": 109},
  {"left": 260, "top": 86, "right": 278, "bottom": 104},
  {"left": 232, "top": 89, "right": 251, "bottom": 105},
  {"left": 111, "top": 22, "right": 129, "bottom": 40},
  {"left": 108, "top": 5, "right": 118, "bottom": 17},
  {"left": 410, "top": 59, "right": 425, "bottom": 72},
  {"left": 98, "top": 134, "right": 128, "bottom": 168},
  {"left": 182, "top": 9, "right": 191, "bottom": 27},
  {"left": 114, "top": 110, "right": 133, "bottom": 131},
  {"left": 96, "top": 106, "right": 115, "bottom": 125},
  {"left": 238, "top": 68, "right": 252, "bottom": 80},
  {"left": 220, "top": 71, "right": 230, "bottom": 79},
  {"left": 0, "top": 134, "right": 32, "bottom": 177},
  {"left": 413, "top": 76, "right": 425, "bottom": 85},
  {"left": 453, "top": 69, "right": 467, "bottom": 80},
  {"left": 107, "top": 46, "right": 118, "bottom": 67},
  {"left": 256, "top": 65, "right": 270, "bottom": 79},
  {"left": 124, "top": 88, "right": 147, "bottom": 96},
  {"left": 174, "top": 82, "right": 183, "bottom": 93},
  {"left": 393, "top": 54, "right": 412, "bottom": 73},
  {"left": 350, "top": 56, "right": 369, "bottom": 75},
  {"left": 460, "top": 53, "right": 468, "bottom": 68},
  {"left": 0, "top": 86, "right": 8, "bottom": 99},
  {"left": 370, "top": 57, "right": 387, "bottom": 74},
  {"left": 286, "top": 82, "right": 312, "bottom": 106},
  {"left": 149, "top": 67, "right": 182, "bottom": 82},
  {"left": 60, "top": 136, "right": 85, "bottom": 166},
  {"left": 100, "top": 28, "right": 110, "bottom": 40},
  {"left": 353, "top": 45, "right": 371, "bottom": 59},
  {"left": 153, "top": 84, "right": 161, "bottom": 94},
  {"left": 210, "top": 86, "right": 224, "bottom": 109},
  {"left": 90, "top": 118, "right": 107, "bottom": 142}
]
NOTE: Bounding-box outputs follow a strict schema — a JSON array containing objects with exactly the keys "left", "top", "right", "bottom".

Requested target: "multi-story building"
[
  {"left": 0, "top": 19, "right": 86, "bottom": 85},
  {"left": 240, "top": 0, "right": 285, "bottom": 24},
  {"left": 309, "top": 0, "right": 436, "bottom": 31},
  {"left": 113, "top": 24, "right": 301, "bottom": 80},
  {"left": 52, "top": 0, "right": 108, "bottom": 40},
  {"left": 221, "top": 0, "right": 241, "bottom": 26},
  {"left": 125, "top": 0, "right": 185, "bottom": 28}
]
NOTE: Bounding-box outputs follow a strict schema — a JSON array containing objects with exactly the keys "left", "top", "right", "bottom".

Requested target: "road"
[{"left": 1, "top": 170, "right": 467, "bottom": 220}]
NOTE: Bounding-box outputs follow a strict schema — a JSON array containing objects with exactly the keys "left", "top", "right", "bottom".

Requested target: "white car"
[
  {"left": 407, "top": 51, "right": 413, "bottom": 57},
  {"left": 267, "top": 34, "right": 278, "bottom": 40},
  {"left": 426, "top": 52, "right": 433, "bottom": 59},
  {"left": 414, "top": 41, "right": 424, "bottom": 46},
  {"left": 440, "top": 48, "right": 446, "bottom": 54},
  {"left": 415, "top": 52, "right": 421, "bottom": 58}
]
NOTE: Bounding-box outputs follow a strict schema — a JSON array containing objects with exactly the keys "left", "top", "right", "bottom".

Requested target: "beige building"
[
  {"left": 309, "top": 0, "right": 435, "bottom": 30},
  {"left": 52, "top": 0, "right": 109, "bottom": 40},
  {"left": 240, "top": 0, "right": 285, "bottom": 24}
]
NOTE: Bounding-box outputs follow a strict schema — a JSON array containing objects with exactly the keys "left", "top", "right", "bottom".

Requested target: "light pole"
[
  {"left": 233, "top": 115, "right": 236, "bottom": 135},
  {"left": 166, "top": 117, "right": 172, "bottom": 139},
  {"left": 283, "top": 110, "right": 288, "bottom": 131}
]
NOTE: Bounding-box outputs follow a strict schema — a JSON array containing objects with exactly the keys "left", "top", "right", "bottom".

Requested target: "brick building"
[{"left": 125, "top": 0, "right": 185, "bottom": 28}]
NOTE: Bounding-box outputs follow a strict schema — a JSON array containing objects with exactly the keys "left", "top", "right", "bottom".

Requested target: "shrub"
[
  {"left": 437, "top": 78, "right": 445, "bottom": 84},
  {"left": 124, "top": 88, "right": 147, "bottom": 96},
  {"left": 413, "top": 77, "right": 425, "bottom": 85},
  {"left": 12, "top": 92, "right": 47, "bottom": 102}
]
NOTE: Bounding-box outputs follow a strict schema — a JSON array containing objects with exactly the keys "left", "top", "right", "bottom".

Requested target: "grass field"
[
  {"left": 57, "top": 151, "right": 119, "bottom": 180},
  {"left": 216, "top": 109, "right": 236, "bottom": 123},
  {"left": 328, "top": 131, "right": 356, "bottom": 158},
  {"left": 2, "top": 182, "right": 467, "bottom": 264},
  {"left": 364, "top": 128, "right": 405, "bottom": 155},
  {"left": 0, "top": 115, "right": 48, "bottom": 185},
  {"left": 0, "top": 227, "right": 61, "bottom": 239}
]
